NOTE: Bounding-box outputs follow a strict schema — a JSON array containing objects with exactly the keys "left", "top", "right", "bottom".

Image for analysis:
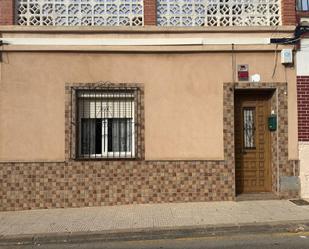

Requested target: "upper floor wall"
[{"left": 0, "top": 0, "right": 298, "bottom": 26}]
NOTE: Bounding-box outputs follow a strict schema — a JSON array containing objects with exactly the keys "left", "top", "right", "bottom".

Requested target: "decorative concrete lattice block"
[
  {"left": 157, "top": 0, "right": 281, "bottom": 26},
  {"left": 16, "top": 0, "right": 143, "bottom": 26}
]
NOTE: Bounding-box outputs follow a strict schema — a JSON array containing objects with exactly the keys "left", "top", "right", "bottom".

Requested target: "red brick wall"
[
  {"left": 297, "top": 76, "right": 309, "bottom": 141},
  {"left": 143, "top": 0, "right": 156, "bottom": 25},
  {"left": 281, "top": 0, "right": 297, "bottom": 25},
  {"left": 0, "top": 0, "right": 14, "bottom": 25}
]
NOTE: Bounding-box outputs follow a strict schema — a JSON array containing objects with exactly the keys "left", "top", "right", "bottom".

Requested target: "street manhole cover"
[{"left": 290, "top": 199, "right": 309, "bottom": 206}]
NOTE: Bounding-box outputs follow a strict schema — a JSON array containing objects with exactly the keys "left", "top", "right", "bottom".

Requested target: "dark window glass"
[
  {"left": 108, "top": 118, "right": 132, "bottom": 152},
  {"left": 81, "top": 118, "right": 102, "bottom": 155},
  {"left": 81, "top": 118, "right": 95, "bottom": 155},
  {"left": 95, "top": 119, "right": 102, "bottom": 154},
  {"left": 243, "top": 108, "right": 256, "bottom": 149}
]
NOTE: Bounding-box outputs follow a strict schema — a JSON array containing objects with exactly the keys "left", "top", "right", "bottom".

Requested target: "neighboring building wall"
[
  {"left": 300, "top": 142, "right": 309, "bottom": 198},
  {"left": 298, "top": 76, "right": 309, "bottom": 141},
  {"left": 297, "top": 39, "right": 309, "bottom": 198}
]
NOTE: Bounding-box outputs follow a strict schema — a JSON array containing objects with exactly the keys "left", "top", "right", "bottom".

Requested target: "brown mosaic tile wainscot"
[{"left": 0, "top": 82, "right": 298, "bottom": 211}]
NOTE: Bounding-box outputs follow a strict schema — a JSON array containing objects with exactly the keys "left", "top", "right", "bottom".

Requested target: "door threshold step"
[{"left": 236, "top": 192, "right": 279, "bottom": 201}]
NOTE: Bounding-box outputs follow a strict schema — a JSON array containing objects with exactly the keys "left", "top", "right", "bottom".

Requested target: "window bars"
[
  {"left": 243, "top": 108, "right": 256, "bottom": 149},
  {"left": 157, "top": 0, "right": 281, "bottom": 26},
  {"left": 16, "top": 0, "right": 143, "bottom": 26},
  {"left": 76, "top": 87, "right": 140, "bottom": 159},
  {"left": 297, "top": 0, "right": 309, "bottom": 11}
]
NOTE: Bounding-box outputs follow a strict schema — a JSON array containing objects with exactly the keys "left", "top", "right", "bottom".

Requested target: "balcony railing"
[
  {"left": 16, "top": 0, "right": 143, "bottom": 26},
  {"left": 157, "top": 0, "right": 281, "bottom": 26},
  {"left": 16, "top": 0, "right": 281, "bottom": 27}
]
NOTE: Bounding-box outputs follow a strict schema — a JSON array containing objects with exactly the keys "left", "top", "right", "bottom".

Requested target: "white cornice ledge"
[
  {"left": 0, "top": 37, "right": 271, "bottom": 46},
  {"left": 0, "top": 25, "right": 296, "bottom": 34}
]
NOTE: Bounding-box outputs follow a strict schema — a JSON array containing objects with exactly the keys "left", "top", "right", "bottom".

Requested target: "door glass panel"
[{"left": 243, "top": 108, "right": 255, "bottom": 149}]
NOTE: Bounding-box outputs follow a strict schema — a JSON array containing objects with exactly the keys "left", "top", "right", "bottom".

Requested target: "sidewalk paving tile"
[{"left": 1, "top": 200, "right": 309, "bottom": 237}]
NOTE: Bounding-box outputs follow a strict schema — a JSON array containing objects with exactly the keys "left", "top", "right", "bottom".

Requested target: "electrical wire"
[
  {"left": 272, "top": 44, "right": 279, "bottom": 79},
  {"left": 277, "top": 37, "right": 302, "bottom": 45},
  {"left": 270, "top": 25, "right": 309, "bottom": 45}
]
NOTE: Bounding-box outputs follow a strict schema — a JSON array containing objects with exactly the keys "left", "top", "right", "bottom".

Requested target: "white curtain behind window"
[{"left": 81, "top": 119, "right": 96, "bottom": 155}]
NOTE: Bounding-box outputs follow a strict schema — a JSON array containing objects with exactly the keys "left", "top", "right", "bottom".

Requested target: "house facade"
[{"left": 0, "top": 0, "right": 301, "bottom": 211}]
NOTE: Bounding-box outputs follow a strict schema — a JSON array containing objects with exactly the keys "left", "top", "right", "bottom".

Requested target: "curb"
[{"left": 1, "top": 220, "right": 309, "bottom": 245}]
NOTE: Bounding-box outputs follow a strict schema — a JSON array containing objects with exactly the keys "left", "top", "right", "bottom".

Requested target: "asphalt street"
[{"left": 1, "top": 232, "right": 309, "bottom": 249}]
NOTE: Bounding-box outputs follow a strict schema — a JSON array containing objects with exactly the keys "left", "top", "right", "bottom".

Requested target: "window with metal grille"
[
  {"left": 297, "top": 0, "right": 309, "bottom": 11},
  {"left": 77, "top": 90, "right": 136, "bottom": 159},
  {"left": 243, "top": 107, "right": 256, "bottom": 149},
  {"left": 157, "top": 0, "right": 281, "bottom": 26},
  {"left": 16, "top": 0, "right": 143, "bottom": 26}
]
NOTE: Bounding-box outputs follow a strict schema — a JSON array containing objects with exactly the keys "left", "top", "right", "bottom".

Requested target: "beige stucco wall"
[{"left": 0, "top": 29, "right": 299, "bottom": 161}]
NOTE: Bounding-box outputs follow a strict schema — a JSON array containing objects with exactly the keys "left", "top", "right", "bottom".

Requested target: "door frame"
[{"left": 234, "top": 89, "right": 273, "bottom": 195}]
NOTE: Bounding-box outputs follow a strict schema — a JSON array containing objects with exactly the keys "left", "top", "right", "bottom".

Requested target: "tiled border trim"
[{"left": 65, "top": 82, "right": 145, "bottom": 161}]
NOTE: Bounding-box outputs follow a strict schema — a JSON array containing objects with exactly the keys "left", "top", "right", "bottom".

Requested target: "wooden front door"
[{"left": 235, "top": 92, "right": 272, "bottom": 194}]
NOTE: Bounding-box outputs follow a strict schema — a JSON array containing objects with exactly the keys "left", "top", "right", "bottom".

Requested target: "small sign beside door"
[{"left": 238, "top": 64, "right": 249, "bottom": 81}]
